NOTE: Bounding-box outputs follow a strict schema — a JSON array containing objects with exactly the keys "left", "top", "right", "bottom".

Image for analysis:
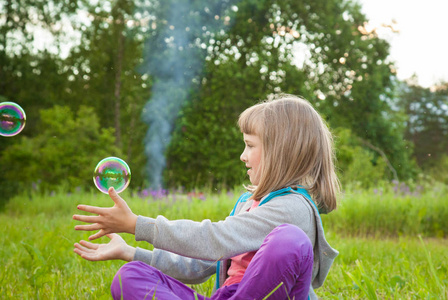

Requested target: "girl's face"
[{"left": 240, "top": 133, "right": 262, "bottom": 185}]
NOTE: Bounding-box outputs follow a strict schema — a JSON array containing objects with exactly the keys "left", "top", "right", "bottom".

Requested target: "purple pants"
[{"left": 111, "top": 224, "right": 313, "bottom": 300}]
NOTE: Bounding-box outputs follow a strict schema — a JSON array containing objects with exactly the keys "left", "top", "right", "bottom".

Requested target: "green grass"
[
  {"left": 0, "top": 188, "right": 447, "bottom": 299},
  {"left": 323, "top": 183, "right": 448, "bottom": 238},
  {"left": 321, "top": 233, "right": 447, "bottom": 299}
]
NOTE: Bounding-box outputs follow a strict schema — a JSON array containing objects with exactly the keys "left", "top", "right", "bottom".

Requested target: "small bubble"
[
  {"left": 93, "top": 157, "right": 131, "bottom": 194},
  {"left": 0, "top": 102, "right": 26, "bottom": 137}
]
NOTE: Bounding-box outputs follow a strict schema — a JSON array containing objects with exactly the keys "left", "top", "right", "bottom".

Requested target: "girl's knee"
[
  {"left": 266, "top": 224, "right": 313, "bottom": 259},
  {"left": 111, "top": 261, "right": 154, "bottom": 299},
  {"left": 114, "top": 261, "right": 146, "bottom": 280}
]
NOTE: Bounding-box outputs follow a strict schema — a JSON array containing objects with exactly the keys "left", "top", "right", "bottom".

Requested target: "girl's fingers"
[
  {"left": 74, "top": 248, "right": 98, "bottom": 261},
  {"left": 79, "top": 239, "right": 99, "bottom": 250},
  {"left": 89, "top": 229, "right": 106, "bottom": 241},
  {"left": 77, "top": 205, "right": 105, "bottom": 215},
  {"left": 79, "top": 254, "right": 97, "bottom": 261},
  {"left": 74, "top": 223, "right": 102, "bottom": 232},
  {"left": 105, "top": 233, "right": 116, "bottom": 239},
  {"left": 74, "top": 242, "right": 95, "bottom": 253},
  {"left": 74, "top": 246, "right": 92, "bottom": 257},
  {"left": 72, "top": 214, "right": 102, "bottom": 223},
  {"left": 73, "top": 248, "right": 84, "bottom": 257},
  {"left": 108, "top": 187, "right": 125, "bottom": 207}
]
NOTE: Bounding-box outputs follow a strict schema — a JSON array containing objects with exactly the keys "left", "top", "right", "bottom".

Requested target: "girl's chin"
[
  {"left": 249, "top": 176, "right": 259, "bottom": 185},
  {"left": 247, "top": 170, "right": 259, "bottom": 185}
]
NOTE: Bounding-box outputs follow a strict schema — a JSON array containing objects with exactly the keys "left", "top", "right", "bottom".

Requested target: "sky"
[{"left": 358, "top": 0, "right": 448, "bottom": 88}]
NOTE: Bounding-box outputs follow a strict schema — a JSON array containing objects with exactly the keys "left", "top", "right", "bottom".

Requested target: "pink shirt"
[{"left": 223, "top": 200, "right": 260, "bottom": 286}]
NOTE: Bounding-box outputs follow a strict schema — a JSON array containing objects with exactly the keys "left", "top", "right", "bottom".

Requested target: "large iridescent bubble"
[
  {"left": 0, "top": 102, "right": 26, "bottom": 137},
  {"left": 93, "top": 157, "right": 131, "bottom": 194}
]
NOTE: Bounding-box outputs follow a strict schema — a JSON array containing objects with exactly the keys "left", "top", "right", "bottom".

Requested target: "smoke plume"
[{"left": 141, "top": 1, "right": 239, "bottom": 188}]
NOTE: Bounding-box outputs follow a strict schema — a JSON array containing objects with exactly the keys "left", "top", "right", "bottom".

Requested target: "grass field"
[{"left": 1, "top": 186, "right": 447, "bottom": 299}]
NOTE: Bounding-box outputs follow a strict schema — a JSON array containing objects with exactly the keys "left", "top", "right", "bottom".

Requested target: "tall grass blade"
[
  {"left": 262, "top": 282, "right": 284, "bottom": 300},
  {"left": 345, "top": 260, "right": 378, "bottom": 300},
  {"left": 418, "top": 235, "right": 446, "bottom": 297},
  {"left": 119, "top": 274, "right": 123, "bottom": 300}
]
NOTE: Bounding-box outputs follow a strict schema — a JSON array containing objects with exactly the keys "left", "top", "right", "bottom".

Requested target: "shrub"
[
  {"left": 0, "top": 105, "right": 121, "bottom": 199},
  {"left": 335, "top": 128, "right": 388, "bottom": 188}
]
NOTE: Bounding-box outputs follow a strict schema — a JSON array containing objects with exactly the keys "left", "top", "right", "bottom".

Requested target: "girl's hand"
[
  {"left": 73, "top": 187, "right": 138, "bottom": 240},
  {"left": 74, "top": 233, "right": 136, "bottom": 262}
]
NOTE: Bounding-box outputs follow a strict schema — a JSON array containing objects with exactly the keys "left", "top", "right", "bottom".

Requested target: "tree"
[
  {"left": 0, "top": 0, "right": 79, "bottom": 131},
  {"left": 0, "top": 105, "right": 120, "bottom": 198},
  {"left": 163, "top": 0, "right": 415, "bottom": 189},
  {"left": 0, "top": 0, "right": 151, "bottom": 194},
  {"left": 397, "top": 79, "right": 448, "bottom": 168},
  {"left": 61, "top": 0, "right": 151, "bottom": 189},
  {"left": 0, "top": 0, "right": 82, "bottom": 201}
]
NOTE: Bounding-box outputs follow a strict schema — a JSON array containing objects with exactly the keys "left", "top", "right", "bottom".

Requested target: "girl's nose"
[{"left": 240, "top": 151, "right": 247, "bottom": 163}]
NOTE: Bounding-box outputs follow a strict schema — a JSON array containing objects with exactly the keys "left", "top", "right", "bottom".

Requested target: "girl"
[{"left": 73, "top": 94, "right": 339, "bottom": 300}]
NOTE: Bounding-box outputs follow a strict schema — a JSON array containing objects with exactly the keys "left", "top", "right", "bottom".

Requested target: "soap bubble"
[
  {"left": 93, "top": 157, "right": 131, "bottom": 194},
  {"left": 0, "top": 102, "right": 26, "bottom": 137}
]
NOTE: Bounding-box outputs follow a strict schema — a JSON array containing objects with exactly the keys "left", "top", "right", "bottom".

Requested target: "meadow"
[{"left": 1, "top": 184, "right": 447, "bottom": 299}]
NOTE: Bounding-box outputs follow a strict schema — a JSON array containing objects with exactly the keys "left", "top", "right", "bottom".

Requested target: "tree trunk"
[
  {"left": 127, "top": 102, "right": 136, "bottom": 163},
  {"left": 114, "top": 30, "right": 124, "bottom": 149},
  {"left": 0, "top": 0, "right": 12, "bottom": 93}
]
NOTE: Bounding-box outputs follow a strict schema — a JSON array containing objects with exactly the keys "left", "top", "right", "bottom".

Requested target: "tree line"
[{"left": 1, "top": 0, "right": 447, "bottom": 202}]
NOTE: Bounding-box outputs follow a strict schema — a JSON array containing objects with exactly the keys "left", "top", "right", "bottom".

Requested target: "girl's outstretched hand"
[
  {"left": 74, "top": 233, "right": 136, "bottom": 262},
  {"left": 73, "top": 187, "right": 138, "bottom": 240}
]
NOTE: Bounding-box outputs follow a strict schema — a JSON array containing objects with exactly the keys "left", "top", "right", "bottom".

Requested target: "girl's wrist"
[
  {"left": 127, "top": 213, "right": 138, "bottom": 235},
  {"left": 122, "top": 245, "right": 136, "bottom": 262}
]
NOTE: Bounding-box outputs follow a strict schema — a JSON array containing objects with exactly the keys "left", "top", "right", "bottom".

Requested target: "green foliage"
[
  {"left": 396, "top": 79, "right": 448, "bottom": 169},
  {"left": 0, "top": 0, "right": 79, "bottom": 139},
  {"left": 61, "top": 0, "right": 150, "bottom": 189},
  {"left": 334, "top": 128, "right": 387, "bottom": 188},
  {"left": 1, "top": 0, "right": 151, "bottom": 196},
  {"left": 427, "top": 154, "right": 448, "bottom": 184},
  {"left": 0, "top": 105, "right": 121, "bottom": 197},
  {"left": 341, "top": 149, "right": 387, "bottom": 189},
  {"left": 0, "top": 0, "right": 433, "bottom": 193},
  {"left": 164, "top": 0, "right": 417, "bottom": 188},
  {"left": 164, "top": 57, "right": 261, "bottom": 189}
]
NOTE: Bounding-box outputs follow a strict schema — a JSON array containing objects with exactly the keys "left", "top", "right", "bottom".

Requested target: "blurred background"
[{"left": 1, "top": 0, "right": 447, "bottom": 203}]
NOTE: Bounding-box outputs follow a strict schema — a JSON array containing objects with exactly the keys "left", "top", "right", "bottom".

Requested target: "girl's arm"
[
  {"left": 73, "top": 235, "right": 216, "bottom": 284},
  {"left": 73, "top": 188, "right": 315, "bottom": 263},
  {"left": 134, "top": 247, "right": 217, "bottom": 284},
  {"left": 135, "top": 194, "right": 315, "bottom": 261}
]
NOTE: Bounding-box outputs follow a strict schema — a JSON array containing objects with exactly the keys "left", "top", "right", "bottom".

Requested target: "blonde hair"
[{"left": 238, "top": 94, "right": 339, "bottom": 212}]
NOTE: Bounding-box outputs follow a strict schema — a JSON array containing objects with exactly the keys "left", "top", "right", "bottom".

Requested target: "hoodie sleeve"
[
  {"left": 133, "top": 246, "right": 217, "bottom": 284},
  {"left": 134, "top": 194, "right": 316, "bottom": 262}
]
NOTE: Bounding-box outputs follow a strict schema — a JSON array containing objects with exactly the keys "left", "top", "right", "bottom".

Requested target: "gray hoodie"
[{"left": 133, "top": 188, "right": 338, "bottom": 299}]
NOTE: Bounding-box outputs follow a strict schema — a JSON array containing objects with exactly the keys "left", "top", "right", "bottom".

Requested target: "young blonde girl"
[{"left": 73, "top": 94, "right": 339, "bottom": 300}]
